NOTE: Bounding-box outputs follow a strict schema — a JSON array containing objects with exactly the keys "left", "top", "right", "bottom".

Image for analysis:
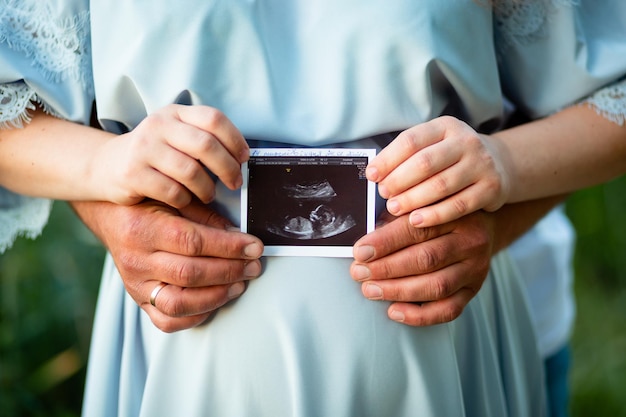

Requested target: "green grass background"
[{"left": 1, "top": 177, "right": 625, "bottom": 416}]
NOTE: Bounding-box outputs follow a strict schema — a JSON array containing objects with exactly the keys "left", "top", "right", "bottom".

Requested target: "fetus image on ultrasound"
[
  {"left": 246, "top": 156, "right": 368, "bottom": 247},
  {"left": 268, "top": 180, "right": 357, "bottom": 240}
]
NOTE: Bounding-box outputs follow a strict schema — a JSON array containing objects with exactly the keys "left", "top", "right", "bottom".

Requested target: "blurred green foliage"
[
  {"left": 1, "top": 176, "right": 625, "bottom": 416},
  {"left": 0, "top": 202, "right": 104, "bottom": 417},
  {"left": 566, "top": 176, "right": 626, "bottom": 417}
]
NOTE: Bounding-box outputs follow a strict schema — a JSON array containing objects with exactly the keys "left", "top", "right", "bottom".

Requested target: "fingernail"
[
  {"left": 389, "top": 309, "right": 405, "bottom": 322},
  {"left": 353, "top": 245, "right": 375, "bottom": 262},
  {"left": 244, "top": 242, "right": 263, "bottom": 258},
  {"left": 227, "top": 225, "right": 242, "bottom": 232},
  {"left": 366, "top": 166, "right": 379, "bottom": 182},
  {"left": 363, "top": 283, "right": 383, "bottom": 299},
  {"left": 243, "top": 261, "right": 261, "bottom": 278},
  {"left": 352, "top": 264, "right": 371, "bottom": 281},
  {"left": 228, "top": 282, "right": 245, "bottom": 299},
  {"left": 409, "top": 211, "right": 423, "bottom": 226},
  {"left": 387, "top": 199, "right": 400, "bottom": 215}
]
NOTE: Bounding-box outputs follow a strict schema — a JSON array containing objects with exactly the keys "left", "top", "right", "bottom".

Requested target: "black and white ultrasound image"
[{"left": 246, "top": 157, "right": 368, "bottom": 247}]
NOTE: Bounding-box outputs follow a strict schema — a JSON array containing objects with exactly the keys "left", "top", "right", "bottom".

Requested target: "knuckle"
[
  {"left": 440, "top": 302, "right": 464, "bottom": 323},
  {"left": 406, "top": 220, "right": 432, "bottom": 241},
  {"left": 159, "top": 293, "right": 187, "bottom": 317},
  {"left": 414, "top": 247, "right": 440, "bottom": 272},
  {"left": 194, "top": 131, "right": 219, "bottom": 154},
  {"left": 438, "top": 115, "right": 457, "bottom": 125},
  {"left": 428, "top": 277, "right": 453, "bottom": 300},
  {"left": 221, "top": 263, "right": 243, "bottom": 284},
  {"left": 203, "top": 108, "right": 227, "bottom": 130},
  {"left": 431, "top": 175, "right": 449, "bottom": 195},
  {"left": 408, "top": 314, "right": 430, "bottom": 327},
  {"left": 170, "top": 226, "right": 204, "bottom": 256},
  {"left": 462, "top": 130, "right": 482, "bottom": 148},
  {"left": 377, "top": 259, "right": 397, "bottom": 280},
  {"left": 173, "top": 262, "right": 200, "bottom": 287},
  {"left": 163, "top": 183, "right": 189, "bottom": 206},
  {"left": 177, "top": 159, "right": 204, "bottom": 182},
  {"left": 401, "top": 130, "right": 422, "bottom": 153},
  {"left": 142, "top": 111, "right": 167, "bottom": 131},
  {"left": 116, "top": 251, "right": 143, "bottom": 275},
  {"left": 452, "top": 197, "right": 469, "bottom": 216},
  {"left": 414, "top": 152, "right": 435, "bottom": 173}
]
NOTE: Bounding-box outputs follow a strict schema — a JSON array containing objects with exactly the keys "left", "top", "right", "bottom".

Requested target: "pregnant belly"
[{"left": 139, "top": 256, "right": 461, "bottom": 416}]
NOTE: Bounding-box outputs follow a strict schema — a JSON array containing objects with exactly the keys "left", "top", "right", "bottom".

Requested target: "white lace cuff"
[
  {"left": 0, "top": 188, "right": 52, "bottom": 253},
  {"left": 0, "top": 82, "right": 38, "bottom": 129},
  {"left": 580, "top": 78, "right": 626, "bottom": 126}
]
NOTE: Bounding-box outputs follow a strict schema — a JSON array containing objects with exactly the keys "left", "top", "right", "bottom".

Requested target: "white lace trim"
[
  {"left": 493, "top": 0, "right": 579, "bottom": 48},
  {"left": 0, "top": 82, "right": 37, "bottom": 128},
  {"left": 580, "top": 79, "right": 626, "bottom": 126},
  {"left": 0, "top": 189, "right": 52, "bottom": 253},
  {"left": 0, "top": 81, "right": 64, "bottom": 129},
  {"left": 0, "top": 0, "right": 92, "bottom": 88}
]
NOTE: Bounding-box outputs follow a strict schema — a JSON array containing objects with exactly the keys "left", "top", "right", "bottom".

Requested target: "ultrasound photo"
[{"left": 241, "top": 149, "right": 376, "bottom": 257}]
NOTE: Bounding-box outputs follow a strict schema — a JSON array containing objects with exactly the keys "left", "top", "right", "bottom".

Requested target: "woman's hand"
[
  {"left": 366, "top": 116, "right": 512, "bottom": 228},
  {"left": 350, "top": 210, "right": 495, "bottom": 326},
  {"left": 91, "top": 104, "right": 250, "bottom": 208},
  {"left": 72, "top": 198, "right": 264, "bottom": 333}
]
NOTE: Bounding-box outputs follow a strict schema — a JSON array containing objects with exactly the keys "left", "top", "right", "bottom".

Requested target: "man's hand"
[
  {"left": 72, "top": 199, "right": 263, "bottom": 332},
  {"left": 350, "top": 210, "right": 495, "bottom": 326}
]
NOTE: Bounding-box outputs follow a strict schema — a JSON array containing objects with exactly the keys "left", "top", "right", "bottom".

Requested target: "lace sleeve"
[
  {"left": 0, "top": 82, "right": 37, "bottom": 129},
  {"left": 579, "top": 78, "right": 626, "bottom": 126},
  {"left": 0, "top": 188, "right": 52, "bottom": 254},
  {"left": 0, "top": 0, "right": 93, "bottom": 125},
  {"left": 0, "top": 0, "right": 91, "bottom": 251}
]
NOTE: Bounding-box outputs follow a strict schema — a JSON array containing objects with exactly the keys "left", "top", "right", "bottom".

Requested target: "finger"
[
  {"left": 144, "top": 251, "right": 263, "bottom": 288},
  {"left": 158, "top": 120, "right": 244, "bottom": 191},
  {"left": 143, "top": 280, "right": 246, "bottom": 317},
  {"left": 145, "top": 213, "right": 263, "bottom": 259},
  {"left": 378, "top": 138, "right": 461, "bottom": 200},
  {"left": 408, "top": 184, "right": 501, "bottom": 227},
  {"left": 387, "top": 171, "right": 475, "bottom": 221},
  {"left": 178, "top": 199, "right": 235, "bottom": 229},
  {"left": 143, "top": 309, "right": 214, "bottom": 333},
  {"left": 366, "top": 120, "right": 446, "bottom": 183},
  {"left": 386, "top": 287, "right": 477, "bottom": 326},
  {"left": 360, "top": 262, "right": 473, "bottom": 302},
  {"left": 388, "top": 151, "right": 504, "bottom": 222},
  {"left": 351, "top": 234, "right": 464, "bottom": 282},
  {"left": 128, "top": 166, "right": 195, "bottom": 208},
  {"left": 174, "top": 105, "right": 250, "bottom": 163},
  {"left": 352, "top": 214, "right": 453, "bottom": 262},
  {"left": 146, "top": 141, "right": 216, "bottom": 204}
]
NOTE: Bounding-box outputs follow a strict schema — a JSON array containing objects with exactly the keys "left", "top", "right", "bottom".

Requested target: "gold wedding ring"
[{"left": 150, "top": 282, "right": 168, "bottom": 307}]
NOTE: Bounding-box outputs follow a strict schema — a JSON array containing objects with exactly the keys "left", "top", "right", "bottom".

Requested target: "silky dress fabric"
[
  {"left": 81, "top": 2, "right": 548, "bottom": 416},
  {"left": 83, "top": 1, "right": 626, "bottom": 416},
  {"left": 2, "top": 0, "right": 625, "bottom": 416}
]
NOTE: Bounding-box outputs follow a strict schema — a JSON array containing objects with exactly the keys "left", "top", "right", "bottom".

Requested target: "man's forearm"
[{"left": 491, "top": 194, "right": 568, "bottom": 254}]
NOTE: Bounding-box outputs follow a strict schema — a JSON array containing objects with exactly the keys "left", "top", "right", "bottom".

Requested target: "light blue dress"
[{"left": 2, "top": 1, "right": 626, "bottom": 416}]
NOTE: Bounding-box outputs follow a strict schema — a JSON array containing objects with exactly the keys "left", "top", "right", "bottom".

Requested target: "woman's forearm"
[
  {"left": 0, "top": 109, "right": 114, "bottom": 200},
  {"left": 496, "top": 104, "right": 626, "bottom": 203}
]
